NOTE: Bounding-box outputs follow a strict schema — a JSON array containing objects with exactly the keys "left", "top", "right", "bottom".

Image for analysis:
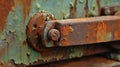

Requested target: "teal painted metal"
[{"left": 0, "top": 0, "right": 120, "bottom": 66}]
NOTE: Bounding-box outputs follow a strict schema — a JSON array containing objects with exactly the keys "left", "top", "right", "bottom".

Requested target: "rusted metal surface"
[
  {"left": 28, "top": 16, "right": 120, "bottom": 47},
  {"left": 27, "top": 12, "right": 56, "bottom": 50},
  {"left": 55, "top": 16, "right": 120, "bottom": 47},
  {"left": 27, "top": 44, "right": 110, "bottom": 66},
  {"left": 26, "top": 41, "right": 120, "bottom": 66},
  {"left": 38, "top": 55, "right": 120, "bottom": 67},
  {"left": 0, "top": 0, "right": 120, "bottom": 66},
  {"left": 0, "top": 0, "right": 14, "bottom": 32}
]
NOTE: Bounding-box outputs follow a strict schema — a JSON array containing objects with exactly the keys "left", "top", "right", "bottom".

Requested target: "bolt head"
[{"left": 48, "top": 29, "right": 60, "bottom": 41}]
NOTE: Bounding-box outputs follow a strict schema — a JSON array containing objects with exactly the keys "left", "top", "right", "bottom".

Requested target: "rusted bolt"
[{"left": 48, "top": 29, "right": 60, "bottom": 41}]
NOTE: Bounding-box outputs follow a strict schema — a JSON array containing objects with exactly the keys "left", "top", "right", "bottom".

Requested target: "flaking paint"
[{"left": 0, "top": 0, "right": 120, "bottom": 66}]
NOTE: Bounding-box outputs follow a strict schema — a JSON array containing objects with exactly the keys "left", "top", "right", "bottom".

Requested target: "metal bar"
[
  {"left": 28, "top": 44, "right": 110, "bottom": 66},
  {"left": 50, "top": 16, "right": 120, "bottom": 47},
  {"left": 37, "top": 56, "right": 120, "bottom": 67}
]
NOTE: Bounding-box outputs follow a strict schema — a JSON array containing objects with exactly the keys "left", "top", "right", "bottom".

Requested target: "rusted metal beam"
[
  {"left": 27, "top": 44, "right": 110, "bottom": 66},
  {"left": 45, "top": 16, "right": 120, "bottom": 47},
  {"left": 37, "top": 56, "right": 120, "bottom": 67}
]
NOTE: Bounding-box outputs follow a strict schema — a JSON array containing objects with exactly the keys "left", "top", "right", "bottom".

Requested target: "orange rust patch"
[
  {"left": 114, "top": 21, "right": 120, "bottom": 40},
  {"left": 62, "top": 25, "right": 74, "bottom": 36},
  {"left": 114, "top": 31, "right": 120, "bottom": 40},
  {"left": 84, "top": 0, "right": 88, "bottom": 17},
  {"left": 21, "top": 0, "right": 32, "bottom": 19},
  {"left": 87, "top": 23, "right": 97, "bottom": 31},
  {"left": 96, "top": 22, "right": 109, "bottom": 42},
  {"left": 61, "top": 25, "right": 74, "bottom": 46},
  {"left": 0, "top": 48, "right": 6, "bottom": 58},
  {"left": 0, "top": 0, "right": 15, "bottom": 32},
  {"left": 86, "top": 24, "right": 97, "bottom": 43}
]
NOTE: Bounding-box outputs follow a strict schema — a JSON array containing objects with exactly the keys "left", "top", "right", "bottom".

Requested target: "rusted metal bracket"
[
  {"left": 27, "top": 12, "right": 56, "bottom": 50},
  {"left": 27, "top": 12, "right": 120, "bottom": 50}
]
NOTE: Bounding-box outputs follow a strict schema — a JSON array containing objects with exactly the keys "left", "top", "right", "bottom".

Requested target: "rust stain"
[
  {"left": 0, "top": 0, "right": 15, "bottom": 32},
  {"left": 84, "top": 0, "right": 88, "bottom": 17},
  {"left": 62, "top": 25, "right": 74, "bottom": 36},
  {"left": 61, "top": 25, "right": 74, "bottom": 46},
  {"left": 96, "top": 22, "right": 109, "bottom": 42},
  {"left": 15, "top": 0, "right": 32, "bottom": 18},
  {"left": 86, "top": 23, "right": 97, "bottom": 43},
  {"left": 96, "top": 0, "right": 101, "bottom": 16},
  {"left": 114, "top": 31, "right": 120, "bottom": 40},
  {"left": 0, "top": 48, "right": 6, "bottom": 58},
  {"left": 14, "top": 0, "right": 32, "bottom": 23},
  {"left": 87, "top": 23, "right": 97, "bottom": 31},
  {"left": 70, "top": 0, "right": 77, "bottom": 18},
  {"left": 0, "top": 47, "right": 6, "bottom": 58},
  {"left": 21, "top": 0, "right": 32, "bottom": 19},
  {"left": 114, "top": 21, "right": 120, "bottom": 40}
]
